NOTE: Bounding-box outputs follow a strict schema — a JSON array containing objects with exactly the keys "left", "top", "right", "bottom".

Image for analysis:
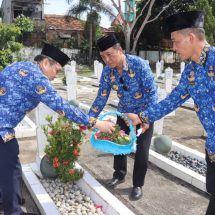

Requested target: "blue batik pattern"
[
  {"left": 143, "top": 46, "right": 215, "bottom": 157},
  {"left": 0, "top": 61, "right": 89, "bottom": 142},
  {"left": 88, "top": 54, "right": 158, "bottom": 118}
]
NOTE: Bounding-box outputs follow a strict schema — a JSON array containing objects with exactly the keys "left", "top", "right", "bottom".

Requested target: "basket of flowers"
[{"left": 90, "top": 111, "right": 137, "bottom": 155}]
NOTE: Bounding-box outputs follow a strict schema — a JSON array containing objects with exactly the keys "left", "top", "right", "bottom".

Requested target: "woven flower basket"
[{"left": 90, "top": 111, "right": 137, "bottom": 155}]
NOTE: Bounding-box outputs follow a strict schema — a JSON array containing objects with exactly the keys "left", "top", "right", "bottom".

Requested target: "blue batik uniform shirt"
[
  {"left": 140, "top": 45, "right": 215, "bottom": 160},
  {"left": 89, "top": 54, "right": 158, "bottom": 117},
  {"left": 0, "top": 61, "right": 90, "bottom": 142}
]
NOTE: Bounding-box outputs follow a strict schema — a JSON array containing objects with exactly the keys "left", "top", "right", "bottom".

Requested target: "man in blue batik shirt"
[
  {"left": 88, "top": 34, "right": 157, "bottom": 200},
  {"left": 126, "top": 11, "right": 215, "bottom": 214},
  {"left": 0, "top": 43, "right": 114, "bottom": 215}
]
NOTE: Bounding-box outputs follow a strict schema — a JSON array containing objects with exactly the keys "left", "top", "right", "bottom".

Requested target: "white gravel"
[{"left": 40, "top": 178, "right": 106, "bottom": 215}]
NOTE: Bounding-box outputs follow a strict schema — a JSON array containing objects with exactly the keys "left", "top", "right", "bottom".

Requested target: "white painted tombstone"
[
  {"left": 65, "top": 61, "right": 77, "bottom": 101},
  {"left": 180, "top": 61, "right": 185, "bottom": 74},
  {"left": 97, "top": 62, "right": 103, "bottom": 80},
  {"left": 153, "top": 88, "right": 166, "bottom": 135},
  {"left": 160, "top": 59, "right": 164, "bottom": 72},
  {"left": 35, "top": 103, "right": 58, "bottom": 165},
  {"left": 156, "top": 61, "right": 162, "bottom": 78},
  {"left": 15, "top": 116, "right": 36, "bottom": 138},
  {"left": 94, "top": 60, "right": 99, "bottom": 77},
  {"left": 165, "top": 67, "right": 175, "bottom": 116},
  {"left": 165, "top": 67, "right": 173, "bottom": 94}
]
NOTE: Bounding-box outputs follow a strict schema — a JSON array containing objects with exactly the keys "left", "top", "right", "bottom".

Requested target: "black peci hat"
[
  {"left": 97, "top": 34, "right": 119, "bottom": 52},
  {"left": 41, "top": 43, "right": 70, "bottom": 67},
  {"left": 166, "top": 11, "right": 204, "bottom": 33}
]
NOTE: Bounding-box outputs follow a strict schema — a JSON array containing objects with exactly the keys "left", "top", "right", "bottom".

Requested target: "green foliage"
[
  {"left": 43, "top": 116, "right": 87, "bottom": 182},
  {"left": 15, "top": 14, "right": 34, "bottom": 33},
  {"left": 95, "top": 27, "right": 104, "bottom": 39},
  {"left": 190, "top": 0, "right": 215, "bottom": 45},
  {"left": 0, "top": 23, "right": 23, "bottom": 70}
]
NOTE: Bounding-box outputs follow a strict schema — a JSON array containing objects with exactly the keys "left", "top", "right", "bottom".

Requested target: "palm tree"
[{"left": 66, "top": 0, "right": 114, "bottom": 65}]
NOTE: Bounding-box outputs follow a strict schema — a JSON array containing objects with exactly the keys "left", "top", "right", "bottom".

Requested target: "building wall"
[
  {"left": 1, "top": 0, "right": 12, "bottom": 23},
  {"left": 1, "top": 0, "right": 44, "bottom": 23}
]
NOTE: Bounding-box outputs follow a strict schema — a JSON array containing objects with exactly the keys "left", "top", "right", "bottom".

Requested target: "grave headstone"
[
  {"left": 97, "top": 62, "right": 103, "bottom": 80},
  {"left": 156, "top": 61, "right": 161, "bottom": 78},
  {"left": 35, "top": 103, "right": 58, "bottom": 165},
  {"left": 165, "top": 67, "right": 173, "bottom": 94},
  {"left": 160, "top": 59, "right": 164, "bottom": 72},
  {"left": 65, "top": 61, "right": 77, "bottom": 101},
  {"left": 94, "top": 60, "right": 99, "bottom": 77}
]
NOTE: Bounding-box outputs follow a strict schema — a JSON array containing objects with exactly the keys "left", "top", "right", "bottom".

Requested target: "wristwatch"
[
  {"left": 138, "top": 112, "right": 149, "bottom": 124},
  {"left": 87, "top": 117, "right": 97, "bottom": 129}
]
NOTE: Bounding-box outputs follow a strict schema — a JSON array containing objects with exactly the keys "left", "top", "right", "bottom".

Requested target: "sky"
[
  {"left": 0, "top": 0, "right": 112, "bottom": 27},
  {"left": 44, "top": 0, "right": 112, "bottom": 28}
]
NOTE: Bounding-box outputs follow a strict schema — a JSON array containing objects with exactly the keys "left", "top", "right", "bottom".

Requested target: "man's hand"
[
  {"left": 140, "top": 123, "right": 149, "bottom": 133},
  {"left": 124, "top": 113, "right": 150, "bottom": 134},
  {"left": 124, "top": 113, "right": 142, "bottom": 125},
  {"left": 94, "top": 120, "right": 115, "bottom": 133}
]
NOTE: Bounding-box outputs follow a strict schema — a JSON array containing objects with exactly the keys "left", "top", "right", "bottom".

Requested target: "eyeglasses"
[{"left": 119, "top": 77, "right": 129, "bottom": 91}]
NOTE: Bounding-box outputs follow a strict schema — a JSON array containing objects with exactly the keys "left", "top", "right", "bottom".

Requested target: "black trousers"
[
  {"left": 0, "top": 137, "right": 22, "bottom": 215},
  {"left": 205, "top": 151, "right": 215, "bottom": 215},
  {"left": 113, "top": 117, "right": 153, "bottom": 187}
]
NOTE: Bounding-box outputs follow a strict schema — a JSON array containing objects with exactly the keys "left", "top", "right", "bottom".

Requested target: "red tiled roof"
[
  {"left": 45, "top": 14, "right": 114, "bottom": 33},
  {"left": 45, "top": 15, "right": 84, "bottom": 31}
]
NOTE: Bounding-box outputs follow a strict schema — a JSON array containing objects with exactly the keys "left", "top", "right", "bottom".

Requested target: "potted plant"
[{"left": 41, "top": 115, "right": 87, "bottom": 182}]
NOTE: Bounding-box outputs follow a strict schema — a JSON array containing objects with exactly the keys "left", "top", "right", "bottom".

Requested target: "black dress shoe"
[
  {"left": 107, "top": 178, "right": 125, "bottom": 189},
  {"left": 130, "top": 186, "right": 143, "bottom": 200}
]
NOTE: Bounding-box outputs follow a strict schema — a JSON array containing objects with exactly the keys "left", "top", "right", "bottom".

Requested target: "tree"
[
  {"left": 66, "top": 0, "right": 114, "bottom": 65},
  {"left": 0, "top": 23, "right": 22, "bottom": 70},
  {"left": 190, "top": 0, "right": 215, "bottom": 45},
  {"left": 109, "top": 0, "right": 175, "bottom": 53},
  {"left": 136, "top": 0, "right": 195, "bottom": 50}
]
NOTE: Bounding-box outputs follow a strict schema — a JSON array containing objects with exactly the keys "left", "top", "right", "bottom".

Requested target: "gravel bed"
[
  {"left": 165, "top": 151, "right": 206, "bottom": 176},
  {"left": 40, "top": 178, "right": 106, "bottom": 215}
]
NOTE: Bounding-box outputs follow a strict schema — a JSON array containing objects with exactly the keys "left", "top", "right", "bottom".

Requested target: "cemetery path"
[{"left": 15, "top": 76, "right": 207, "bottom": 215}]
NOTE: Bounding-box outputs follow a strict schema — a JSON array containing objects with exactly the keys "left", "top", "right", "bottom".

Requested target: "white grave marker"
[
  {"left": 165, "top": 67, "right": 173, "bottom": 94},
  {"left": 94, "top": 60, "right": 99, "bottom": 77},
  {"left": 156, "top": 61, "right": 161, "bottom": 78},
  {"left": 160, "top": 59, "right": 164, "bottom": 71},
  {"left": 97, "top": 62, "right": 103, "bottom": 80},
  {"left": 65, "top": 61, "right": 77, "bottom": 101},
  {"left": 35, "top": 103, "right": 58, "bottom": 165}
]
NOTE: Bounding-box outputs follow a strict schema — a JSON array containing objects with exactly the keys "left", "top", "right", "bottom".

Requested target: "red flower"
[
  {"left": 79, "top": 125, "right": 87, "bottom": 132},
  {"left": 63, "top": 160, "right": 70, "bottom": 166},
  {"left": 69, "top": 169, "right": 75, "bottom": 175},
  {"left": 73, "top": 149, "right": 79, "bottom": 156},
  {"left": 53, "top": 157, "right": 60, "bottom": 168}
]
